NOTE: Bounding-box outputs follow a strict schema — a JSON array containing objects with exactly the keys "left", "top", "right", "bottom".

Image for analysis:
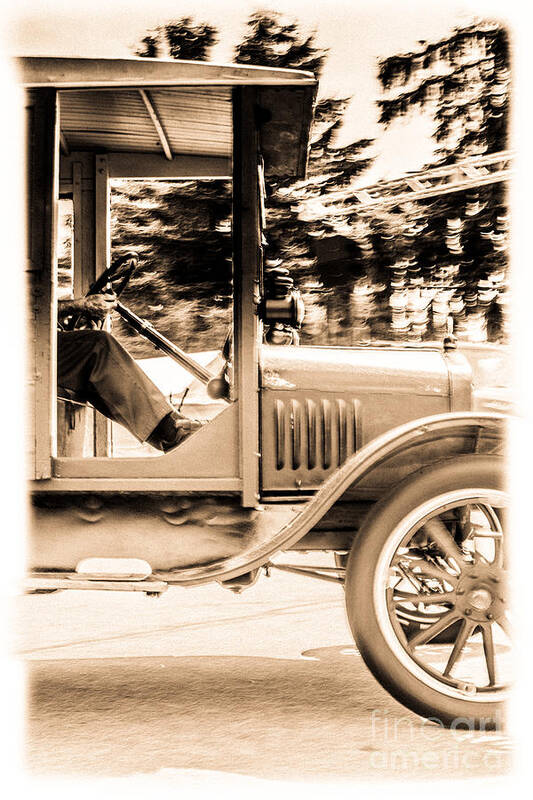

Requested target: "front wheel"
[{"left": 345, "top": 455, "right": 510, "bottom": 729}]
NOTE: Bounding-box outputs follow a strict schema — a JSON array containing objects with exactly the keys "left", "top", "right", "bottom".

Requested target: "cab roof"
[{"left": 17, "top": 56, "right": 318, "bottom": 178}]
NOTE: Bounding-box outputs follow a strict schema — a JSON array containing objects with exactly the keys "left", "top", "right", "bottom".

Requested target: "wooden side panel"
[
  {"left": 53, "top": 400, "right": 240, "bottom": 479},
  {"left": 256, "top": 87, "right": 315, "bottom": 177},
  {"left": 233, "top": 88, "right": 261, "bottom": 507},
  {"left": 107, "top": 152, "right": 231, "bottom": 179},
  {"left": 26, "top": 89, "right": 59, "bottom": 479}
]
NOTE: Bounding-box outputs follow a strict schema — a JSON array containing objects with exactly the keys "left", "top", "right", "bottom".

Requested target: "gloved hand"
[
  {"left": 58, "top": 290, "right": 117, "bottom": 329},
  {"left": 83, "top": 291, "right": 118, "bottom": 320}
]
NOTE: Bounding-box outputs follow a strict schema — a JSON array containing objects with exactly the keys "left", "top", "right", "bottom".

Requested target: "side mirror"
[{"left": 261, "top": 291, "right": 305, "bottom": 328}]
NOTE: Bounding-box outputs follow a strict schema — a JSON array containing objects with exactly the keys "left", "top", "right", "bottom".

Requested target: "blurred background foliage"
[{"left": 65, "top": 10, "right": 510, "bottom": 357}]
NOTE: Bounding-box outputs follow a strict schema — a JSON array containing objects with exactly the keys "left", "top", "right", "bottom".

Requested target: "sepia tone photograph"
[{"left": 2, "top": 0, "right": 529, "bottom": 794}]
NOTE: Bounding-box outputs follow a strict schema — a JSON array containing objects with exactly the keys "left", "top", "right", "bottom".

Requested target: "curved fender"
[{"left": 158, "top": 411, "right": 506, "bottom": 586}]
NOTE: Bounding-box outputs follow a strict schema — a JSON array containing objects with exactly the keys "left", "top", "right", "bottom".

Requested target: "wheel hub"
[
  {"left": 467, "top": 587, "right": 493, "bottom": 611},
  {"left": 455, "top": 563, "right": 506, "bottom": 623}
]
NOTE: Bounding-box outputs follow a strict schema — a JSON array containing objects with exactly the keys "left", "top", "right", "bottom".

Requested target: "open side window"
[{"left": 55, "top": 176, "right": 234, "bottom": 460}]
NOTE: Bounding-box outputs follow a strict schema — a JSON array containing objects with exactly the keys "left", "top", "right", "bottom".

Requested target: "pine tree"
[
  {"left": 234, "top": 11, "right": 327, "bottom": 75},
  {"left": 342, "top": 19, "right": 513, "bottom": 343},
  {"left": 377, "top": 22, "right": 510, "bottom": 161},
  {"left": 135, "top": 17, "right": 218, "bottom": 61}
]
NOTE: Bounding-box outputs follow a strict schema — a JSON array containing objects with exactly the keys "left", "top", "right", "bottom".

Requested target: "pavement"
[{"left": 12, "top": 556, "right": 514, "bottom": 791}]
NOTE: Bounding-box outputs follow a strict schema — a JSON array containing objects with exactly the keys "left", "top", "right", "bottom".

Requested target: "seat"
[{"left": 57, "top": 389, "right": 90, "bottom": 457}]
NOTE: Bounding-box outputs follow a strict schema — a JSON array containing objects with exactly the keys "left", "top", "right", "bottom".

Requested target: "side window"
[
  {"left": 108, "top": 179, "right": 233, "bottom": 455},
  {"left": 57, "top": 197, "right": 74, "bottom": 300},
  {"left": 110, "top": 179, "right": 233, "bottom": 359}
]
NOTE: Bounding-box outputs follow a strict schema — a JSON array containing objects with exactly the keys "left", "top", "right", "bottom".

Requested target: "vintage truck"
[{"left": 20, "top": 55, "right": 510, "bottom": 730}]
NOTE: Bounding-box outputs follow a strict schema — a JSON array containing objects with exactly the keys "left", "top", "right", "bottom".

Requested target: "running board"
[{"left": 24, "top": 573, "right": 168, "bottom": 595}]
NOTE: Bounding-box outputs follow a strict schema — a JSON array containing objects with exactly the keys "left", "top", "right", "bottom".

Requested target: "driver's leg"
[{"left": 58, "top": 330, "right": 201, "bottom": 449}]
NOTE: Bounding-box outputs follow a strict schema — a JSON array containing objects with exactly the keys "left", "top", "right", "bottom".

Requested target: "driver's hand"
[{"left": 83, "top": 291, "right": 117, "bottom": 319}]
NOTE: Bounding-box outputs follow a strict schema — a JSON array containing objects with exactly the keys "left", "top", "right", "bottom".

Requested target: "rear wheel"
[{"left": 345, "top": 455, "right": 509, "bottom": 729}]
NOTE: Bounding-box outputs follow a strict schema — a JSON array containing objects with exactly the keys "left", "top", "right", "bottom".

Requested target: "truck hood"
[
  {"left": 262, "top": 340, "right": 513, "bottom": 413},
  {"left": 261, "top": 342, "right": 467, "bottom": 403}
]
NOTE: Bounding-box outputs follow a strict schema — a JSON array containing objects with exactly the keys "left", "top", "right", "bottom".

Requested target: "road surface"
[{"left": 13, "top": 559, "right": 513, "bottom": 787}]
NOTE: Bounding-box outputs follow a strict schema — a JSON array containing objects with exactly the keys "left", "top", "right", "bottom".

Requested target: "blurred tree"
[
  {"left": 266, "top": 97, "right": 374, "bottom": 288},
  {"left": 234, "top": 11, "right": 327, "bottom": 75},
  {"left": 135, "top": 17, "right": 218, "bottom": 61},
  {"left": 370, "top": 20, "right": 511, "bottom": 343},
  {"left": 290, "top": 19, "right": 512, "bottom": 344},
  {"left": 284, "top": 19, "right": 511, "bottom": 344},
  {"left": 119, "top": 13, "right": 511, "bottom": 350},
  {"left": 111, "top": 179, "right": 233, "bottom": 358},
  {"left": 377, "top": 21, "right": 510, "bottom": 161}
]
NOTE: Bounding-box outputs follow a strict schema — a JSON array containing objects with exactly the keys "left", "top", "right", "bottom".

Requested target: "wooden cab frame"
[{"left": 20, "top": 56, "right": 317, "bottom": 507}]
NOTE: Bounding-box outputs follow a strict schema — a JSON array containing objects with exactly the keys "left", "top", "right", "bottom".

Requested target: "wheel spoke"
[
  {"left": 492, "top": 512, "right": 506, "bottom": 569},
  {"left": 496, "top": 614, "right": 512, "bottom": 639},
  {"left": 481, "top": 624, "right": 497, "bottom": 685},
  {"left": 443, "top": 619, "right": 477, "bottom": 676},
  {"left": 497, "top": 509, "right": 508, "bottom": 569},
  {"left": 393, "top": 591, "right": 456, "bottom": 607},
  {"left": 423, "top": 516, "right": 467, "bottom": 570},
  {"left": 395, "top": 563, "right": 424, "bottom": 591},
  {"left": 469, "top": 523, "right": 502, "bottom": 538},
  {"left": 401, "top": 558, "right": 459, "bottom": 585},
  {"left": 474, "top": 504, "right": 505, "bottom": 567},
  {"left": 456, "top": 504, "right": 473, "bottom": 541},
  {"left": 408, "top": 609, "right": 461, "bottom": 648}
]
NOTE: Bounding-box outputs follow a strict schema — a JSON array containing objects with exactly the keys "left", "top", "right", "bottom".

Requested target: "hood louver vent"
[{"left": 271, "top": 395, "right": 359, "bottom": 482}]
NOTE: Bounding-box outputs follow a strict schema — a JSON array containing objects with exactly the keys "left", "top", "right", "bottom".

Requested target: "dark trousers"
[{"left": 57, "top": 330, "right": 172, "bottom": 442}]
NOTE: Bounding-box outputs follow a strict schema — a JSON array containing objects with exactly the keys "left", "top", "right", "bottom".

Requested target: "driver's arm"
[{"left": 58, "top": 292, "right": 117, "bottom": 321}]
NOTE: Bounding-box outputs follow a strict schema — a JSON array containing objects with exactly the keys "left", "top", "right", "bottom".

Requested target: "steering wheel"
[{"left": 86, "top": 250, "right": 140, "bottom": 298}]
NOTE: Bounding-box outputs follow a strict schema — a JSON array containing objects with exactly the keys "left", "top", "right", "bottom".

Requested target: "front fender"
[{"left": 159, "top": 411, "right": 506, "bottom": 585}]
